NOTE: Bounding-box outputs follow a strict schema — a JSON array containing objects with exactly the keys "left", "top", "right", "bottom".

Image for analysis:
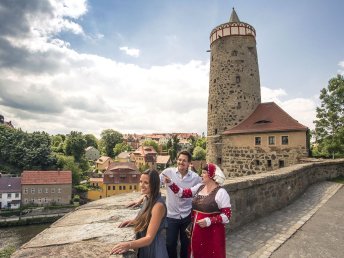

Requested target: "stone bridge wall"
[
  {"left": 12, "top": 159, "right": 344, "bottom": 258},
  {"left": 226, "top": 159, "right": 344, "bottom": 229}
]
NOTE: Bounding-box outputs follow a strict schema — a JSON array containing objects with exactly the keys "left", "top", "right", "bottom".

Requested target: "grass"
[
  {"left": 330, "top": 175, "right": 344, "bottom": 184},
  {"left": 0, "top": 246, "right": 16, "bottom": 258}
]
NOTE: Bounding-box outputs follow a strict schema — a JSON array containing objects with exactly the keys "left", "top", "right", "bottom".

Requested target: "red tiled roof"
[
  {"left": 133, "top": 146, "right": 157, "bottom": 156},
  {"left": 223, "top": 102, "right": 308, "bottom": 135},
  {"left": 106, "top": 162, "right": 138, "bottom": 172},
  {"left": 21, "top": 171, "right": 72, "bottom": 185}
]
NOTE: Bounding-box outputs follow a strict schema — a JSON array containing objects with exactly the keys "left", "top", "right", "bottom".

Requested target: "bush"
[{"left": 73, "top": 195, "right": 80, "bottom": 202}]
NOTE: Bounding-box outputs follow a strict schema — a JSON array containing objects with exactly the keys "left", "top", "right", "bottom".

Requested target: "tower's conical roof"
[{"left": 229, "top": 8, "right": 240, "bottom": 22}]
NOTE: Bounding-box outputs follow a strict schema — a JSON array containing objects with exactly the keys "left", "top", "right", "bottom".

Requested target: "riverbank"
[
  {"left": 0, "top": 206, "right": 75, "bottom": 227},
  {"left": 0, "top": 224, "right": 51, "bottom": 258}
]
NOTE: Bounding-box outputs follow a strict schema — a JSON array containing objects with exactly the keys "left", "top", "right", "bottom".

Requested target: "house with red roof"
[
  {"left": 0, "top": 176, "right": 21, "bottom": 209},
  {"left": 87, "top": 162, "right": 140, "bottom": 201},
  {"left": 221, "top": 102, "right": 309, "bottom": 176},
  {"left": 21, "top": 170, "right": 72, "bottom": 206},
  {"left": 132, "top": 145, "right": 157, "bottom": 170}
]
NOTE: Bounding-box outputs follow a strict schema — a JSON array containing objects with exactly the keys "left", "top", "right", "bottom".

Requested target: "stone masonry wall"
[
  {"left": 222, "top": 145, "right": 308, "bottom": 178},
  {"left": 12, "top": 160, "right": 343, "bottom": 257},
  {"left": 225, "top": 159, "right": 344, "bottom": 229}
]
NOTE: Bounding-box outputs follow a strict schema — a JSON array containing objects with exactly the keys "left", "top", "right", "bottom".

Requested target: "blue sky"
[{"left": 0, "top": 0, "right": 343, "bottom": 137}]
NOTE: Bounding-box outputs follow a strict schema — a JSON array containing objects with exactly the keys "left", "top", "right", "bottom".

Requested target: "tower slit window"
[{"left": 236, "top": 76, "right": 241, "bottom": 83}]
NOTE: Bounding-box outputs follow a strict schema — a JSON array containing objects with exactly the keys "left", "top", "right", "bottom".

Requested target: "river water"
[{"left": 0, "top": 224, "right": 50, "bottom": 251}]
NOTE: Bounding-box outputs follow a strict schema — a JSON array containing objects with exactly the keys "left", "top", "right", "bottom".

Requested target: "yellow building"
[{"left": 87, "top": 162, "right": 141, "bottom": 201}]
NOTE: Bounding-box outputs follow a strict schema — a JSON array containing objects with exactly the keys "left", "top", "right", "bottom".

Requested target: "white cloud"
[
  {"left": 261, "top": 86, "right": 317, "bottom": 130},
  {"left": 119, "top": 46, "right": 140, "bottom": 57},
  {"left": 0, "top": 0, "right": 318, "bottom": 138}
]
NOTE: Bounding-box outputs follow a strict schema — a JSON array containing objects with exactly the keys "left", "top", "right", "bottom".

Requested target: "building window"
[
  {"left": 24, "top": 188, "right": 28, "bottom": 194},
  {"left": 255, "top": 137, "right": 261, "bottom": 145},
  {"left": 44, "top": 198, "right": 47, "bottom": 203},
  {"left": 119, "top": 186, "right": 122, "bottom": 190},
  {"left": 123, "top": 186, "right": 126, "bottom": 190},
  {"left": 130, "top": 185, "right": 132, "bottom": 190},
  {"left": 255, "top": 160, "right": 260, "bottom": 166},
  {"left": 38, "top": 198, "right": 41, "bottom": 203},
  {"left": 282, "top": 136, "right": 289, "bottom": 145},
  {"left": 267, "top": 160, "right": 272, "bottom": 167},
  {"left": 7, "top": 193, "right": 11, "bottom": 198},
  {"left": 31, "top": 188, "right": 35, "bottom": 194},
  {"left": 236, "top": 76, "right": 241, "bottom": 83},
  {"left": 217, "top": 157, "right": 222, "bottom": 165},
  {"left": 15, "top": 193, "right": 19, "bottom": 198},
  {"left": 268, "top": 136, "right": 275, "bottom": 145},
  {"left": 38, "top": 188, "right": 42, "bottom": 193},
  {"left": 25, "top": 199, "right": 28, "bottom": 203},
  {"left": 232, "top": 50, "right": 237, "bottom": 56},
  {"left": 112, "top": 186, "right": 115, "bottom": 190},
  {"left": 215, "top": 128, "right": 218, "bottom": 135},
  {"left": 134, "top": 185, "right": 137, "bottom": 190},
  {"left": 279, "top": 160, "right": 285, "bottom": 168},
  {"left": 51, "top": 188, "right": 55, "bottom": 193},
  {"left": 58, "top": 188, "right": 61, "bottom": 193},
  {"left": 45, "top": 188, "right": 48, "bottom": 193},
  {"left": 57, "top": 198, "right": 61, "bottom": 202}
]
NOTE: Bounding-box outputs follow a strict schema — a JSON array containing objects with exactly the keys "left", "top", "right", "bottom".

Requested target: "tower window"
[
  {"left": 214, "top": 129, "right": 218, "bottom": 135},
  {"left": 231, "top": 50, "right": 237, "bottom": 56},
  {"left": 255, "top": 137, "right": 261, "bottom": 145},
  {"left": 217, "top": 158, "right": 222, "bottom": 164},
  {"left": 236, "top": 76, "right": 241, "bottom": 83},
  {"left": 255, "top": 160, "right": 260, "bottom": 166},
  {"left": 279, "top": 160, "right": 285, "bottom": 168}
]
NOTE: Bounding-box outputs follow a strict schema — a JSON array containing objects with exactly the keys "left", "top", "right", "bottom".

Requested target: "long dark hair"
[{"left": 133, "top": 169, "right": 161, "bottom": 233}]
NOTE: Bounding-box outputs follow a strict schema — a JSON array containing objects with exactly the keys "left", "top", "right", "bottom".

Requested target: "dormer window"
[{"left": 255, "top": 120, "right": 271, "bottom": 124}]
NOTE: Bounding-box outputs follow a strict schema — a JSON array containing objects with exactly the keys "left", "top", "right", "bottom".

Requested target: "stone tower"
[{"left": 207, "top": 8, "right": 261, "bottom": 164}]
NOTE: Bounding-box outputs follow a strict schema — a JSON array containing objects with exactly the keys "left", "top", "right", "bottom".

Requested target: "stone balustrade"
[{"left": 12, "top": 159, "right": 344, "bottom": 258}]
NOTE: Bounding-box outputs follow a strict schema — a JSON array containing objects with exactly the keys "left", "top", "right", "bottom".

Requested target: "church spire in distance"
[{"left": 229, "top": 7, "right": 240, "bottom": 22}]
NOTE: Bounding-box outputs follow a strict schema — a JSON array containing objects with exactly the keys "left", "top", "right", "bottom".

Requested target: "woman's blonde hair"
[{"left": 133, "top": 169, "right": 161, "bottom": 233}]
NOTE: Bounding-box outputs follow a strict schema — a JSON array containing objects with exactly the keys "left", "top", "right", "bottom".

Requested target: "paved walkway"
[{"left": 226, "top": 181, "right": 343, "bottom": 258}]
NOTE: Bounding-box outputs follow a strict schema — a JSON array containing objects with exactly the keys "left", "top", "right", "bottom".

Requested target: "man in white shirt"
[{"left": 160, "top": 151, "right": 201, "bottom": 258}]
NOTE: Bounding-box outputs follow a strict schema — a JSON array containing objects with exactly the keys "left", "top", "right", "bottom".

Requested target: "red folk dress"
[{"left": 189, "top": 185, "right": 229, "bottom": 258}]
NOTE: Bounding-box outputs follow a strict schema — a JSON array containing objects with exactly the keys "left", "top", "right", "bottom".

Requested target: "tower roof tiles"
[{"left": 229, "top": 8, "right": 240, "bottom": 22}]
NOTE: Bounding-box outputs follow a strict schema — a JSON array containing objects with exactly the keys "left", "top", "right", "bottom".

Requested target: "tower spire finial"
[{"left": 229, "top": 7, "right": 240, "bottom": 22}]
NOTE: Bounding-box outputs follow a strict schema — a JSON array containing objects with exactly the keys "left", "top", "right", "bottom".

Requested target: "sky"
[{"left": 0, "top": 0, "right": 343, "bottom": 138}]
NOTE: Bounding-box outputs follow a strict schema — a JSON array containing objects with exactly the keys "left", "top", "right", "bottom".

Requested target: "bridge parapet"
[{"left": 12, "top": 159, "right": 344, "bottom": 257}]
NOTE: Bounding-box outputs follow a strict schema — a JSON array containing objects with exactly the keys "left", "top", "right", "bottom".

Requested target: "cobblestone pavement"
[{"left": 225, "top": 181, "right": 343, "bottom": 258}]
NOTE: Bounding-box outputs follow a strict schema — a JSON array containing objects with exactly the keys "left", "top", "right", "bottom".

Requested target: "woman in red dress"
[{"left": 163, "top": 163, "right": 231, "bottom": 258}]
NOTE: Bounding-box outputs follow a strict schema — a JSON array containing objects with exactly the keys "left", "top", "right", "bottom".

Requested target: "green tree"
[
  {"left": 99, "top": 129, "right": 123, "bottom": 157},
  {"left": 85, "top": 134, "right": 98, "bottom": 149},
  {"left": 168, "top": 134, "right": 181, "bottom": 162},
  {"left": 56, "top": 154, "right": 82, "bottom": 185},
  {"left": 51, "top": 134, "right": 64, "bottom": 153},
  {"left": 0, "top": 126, "right": 56, "bottom": 172},
  {"left": 196, "top": 137, "right": 207, "bottom": 150},
  {"left": 313, "top": 74, "right": 344, "bottom": 158},
  {"left": 113, "top": 142, "right": 132, "bottom": 156},
  {"left": 192, "top": 146, "right": 206, "bottom": 160},
  {"left": 143, "top": 140, "right": 159, "bottom": 152},
  {"left": 64, "top": 131, "right": 87, "bottom": 162}
]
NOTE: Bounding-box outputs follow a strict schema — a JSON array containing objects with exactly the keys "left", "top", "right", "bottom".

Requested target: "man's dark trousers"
[{"left": 166, "top": 215, "right": 191, "bottom": 258}]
